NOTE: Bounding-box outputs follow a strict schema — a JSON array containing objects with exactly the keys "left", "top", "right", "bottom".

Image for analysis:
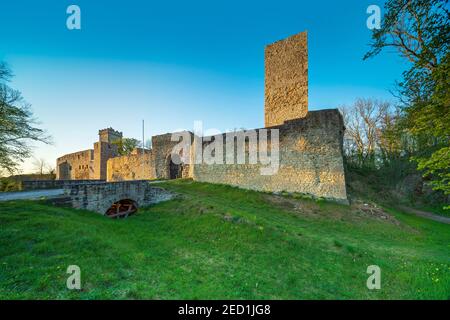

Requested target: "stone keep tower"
[
  {"left": 264, "top": 31, "right": 308, "bottom": 127},
  {"left": 93, "top": 128, "right": 122, "bottom": 180},
  {"left": 98, "top": 127, "right": 122, "bottom": 144}
]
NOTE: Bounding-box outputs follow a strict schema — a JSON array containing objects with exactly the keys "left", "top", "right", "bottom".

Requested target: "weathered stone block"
[{"left": 265, "top": 31, "right": 308, "bottom": 127}]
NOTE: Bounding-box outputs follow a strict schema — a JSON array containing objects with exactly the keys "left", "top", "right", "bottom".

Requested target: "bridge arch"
[
  {"left": 63, "top": 181, "right": 174, "bottom": 215},
  {"left": 105, "top": 198, "right": 138, "bottom": 218}
]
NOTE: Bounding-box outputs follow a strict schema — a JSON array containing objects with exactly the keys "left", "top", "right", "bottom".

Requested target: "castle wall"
[
  {"left": 52, "top": 32, "right": 347, "bottom": 203},
  {"left": 152, "top": 132, "right": 193, "bottom": 179},
  {"left": 106, "top": 149, "right": 156, "bottom": 181},
  {"left": 192, "top": 110, "right": 347, "bottom": 202},
  {"left": 57, "top": 128, "right": 122, "bottom": 181},
  {"left": 93, "top": 141, "right": 119, "bottom": 180},
  {"left": 265, "top": 31, "right": 308, "bottom": 127},
  {"left": 56, "top": 149, "right": 94, "bottom": 180}
]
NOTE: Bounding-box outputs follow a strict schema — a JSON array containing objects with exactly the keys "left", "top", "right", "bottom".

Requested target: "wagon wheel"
[{"left": 105, "top": 200, "right": 138, "bottom": 218}]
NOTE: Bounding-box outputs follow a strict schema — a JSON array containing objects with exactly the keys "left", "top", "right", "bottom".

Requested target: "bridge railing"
[{"left": 21, "top": 180, "right": 106, "bottom": 191}]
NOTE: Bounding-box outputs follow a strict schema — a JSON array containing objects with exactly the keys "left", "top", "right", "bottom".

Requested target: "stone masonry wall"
[
  {"left": 56, "top": 128, "right": 122, "bottom": 181},
  {"left": 64, "top": 181, "right": 174, "bottom": 214},
  {"left": 93, "top": 141, "right": 119, "bottom": 180},
  {"left": 152, "top": 132, "right": 194, "bottom": 179},
  {"left": 51, "top": 31, "right": 347, "bottom": 203},
  {"left": 22, "top": 179, "right": 104, "bottom": 190},
  {"left": 56, "top": 149, "right": 94, "bottom": 180},
  {"left": 99, "top": 127, "right": 122, "bottom": 143},
  {"left": 106, "top": 151, "right": 156, "bottom": 181},
  {"left": 192, "top": 109, "right": 347, "bottom": 202},
  {"left": 265, "top": 31, "right": 308, "bottom": 127}
]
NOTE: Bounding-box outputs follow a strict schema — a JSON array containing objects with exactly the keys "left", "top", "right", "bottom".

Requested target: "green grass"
[
  {"left": 345, "top": 165, "right": 449, "bottom": 217},
  {"left": 415, "top": 203, "right": 450, "bottom": 218},
  {"left": 0, "top": 180, "right": 449, "bottom": 299}
]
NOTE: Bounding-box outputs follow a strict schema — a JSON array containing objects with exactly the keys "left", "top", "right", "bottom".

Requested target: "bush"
[{"left": 0, "top": 178, "right": 20, "bottom": 192}]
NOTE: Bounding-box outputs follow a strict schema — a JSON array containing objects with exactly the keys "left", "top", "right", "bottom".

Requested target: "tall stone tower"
[
  {"left": 93, "top": 128, "right": 122, "bottom": 180},
  {"left": 98, "top": 127, "right": 122, "bottom": 144},
  {"left": 264, "top": 31, "right": 308, "bottom": 127}
]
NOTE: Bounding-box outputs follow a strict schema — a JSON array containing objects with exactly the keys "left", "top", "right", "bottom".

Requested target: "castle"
[{"left": 56, "top": 31, "right": 348, "bottom": 202}]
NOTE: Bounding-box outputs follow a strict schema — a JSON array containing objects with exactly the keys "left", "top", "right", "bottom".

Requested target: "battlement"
[{"left": 98, "top": 127, "right": 122, "bottom": 143}]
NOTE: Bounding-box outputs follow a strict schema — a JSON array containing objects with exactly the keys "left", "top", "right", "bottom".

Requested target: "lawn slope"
[{"left": 0, "top": 180, "right": 449, "bottom": 299}]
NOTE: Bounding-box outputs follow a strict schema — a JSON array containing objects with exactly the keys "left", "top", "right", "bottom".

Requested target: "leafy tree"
[
  {"left": 364, "top": 0, "right": 450, "bottom": 205},
  {"left": 0, "top": 62, "right": 51, "bottom": 175},
  {"left": 112, "top": 137, "right": 141, "bottom": 156},
  {"left": 0, "top": 177, "right": 20, "bottom": 192},
  {"left": 364, "top": 0, "right": 448, "bottom": 73}
]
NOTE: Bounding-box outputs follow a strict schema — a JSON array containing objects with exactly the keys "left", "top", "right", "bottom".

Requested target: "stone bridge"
[
  {"left": 5, "top": 180, "right": 175, "bottom": 215},
  {"left": 61, "top": 180, "right": 174, "bottom": 215}
]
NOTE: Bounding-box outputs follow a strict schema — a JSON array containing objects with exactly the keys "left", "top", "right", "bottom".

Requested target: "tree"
[
  {"left": 341, "top": 99, "right": 394, "bottom": 168},
  {"left": 364, "top": 0, "right": 450, "bottom": 204},
  {"left": 364, "top": 0, "right": 448, "bottom": 74},
  {"left": 0, "top": 62, "right": 51, "bottom": 175},
  {"left": 32, "top": 157, "right": 51, "bottom": 175},
  {"left": 112, "top": 137, "right": 141, "bottom": 156}
]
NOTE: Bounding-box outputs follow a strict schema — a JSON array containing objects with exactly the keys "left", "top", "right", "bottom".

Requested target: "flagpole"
[{"left": 142, "top": 119, "right": 144, "bottom": 179}]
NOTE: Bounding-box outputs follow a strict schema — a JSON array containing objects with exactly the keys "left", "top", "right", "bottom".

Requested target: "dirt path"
[
  {"left": 398, "top": 205, "right": 450, "bottom": 224},
  {"left": 0, "top": 189, "right": 64, "bottom": 202}
]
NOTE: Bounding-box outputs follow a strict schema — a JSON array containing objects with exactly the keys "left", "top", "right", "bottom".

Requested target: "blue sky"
[{"left": 0, "top": 0, "right": 407, "bottom": 173}]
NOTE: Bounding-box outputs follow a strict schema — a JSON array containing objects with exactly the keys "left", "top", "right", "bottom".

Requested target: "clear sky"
[{"left": 0, "top": 0, "right": 407, "bottom": 173}]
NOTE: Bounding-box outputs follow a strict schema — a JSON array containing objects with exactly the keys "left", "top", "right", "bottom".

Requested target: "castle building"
[
  {"left": 56, "top": 128, "right": 122, "bottom": 180},
  {"left": 56, "top": 31, "right": 348, "bottom": 202}
]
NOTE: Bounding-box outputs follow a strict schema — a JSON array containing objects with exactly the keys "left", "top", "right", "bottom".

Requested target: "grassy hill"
[{"left": 0, "top": 180, "right": 449, "bottom": 299}]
